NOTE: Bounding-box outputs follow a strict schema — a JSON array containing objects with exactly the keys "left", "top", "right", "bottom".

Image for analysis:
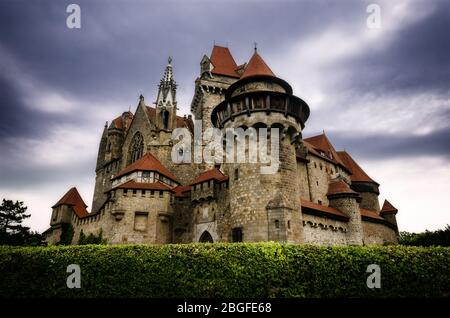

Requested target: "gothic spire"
[{"left": 156, "top": 57, "right": 177, "bottom": 107}]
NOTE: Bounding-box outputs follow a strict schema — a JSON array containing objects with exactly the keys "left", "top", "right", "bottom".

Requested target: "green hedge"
[{"left": 0, "top": 243, "right": 449, "bottom": 297}]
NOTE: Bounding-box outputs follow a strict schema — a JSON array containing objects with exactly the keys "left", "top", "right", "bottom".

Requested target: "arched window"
[
  {"left": 162, "top": 110, "right": 170, "bottom": 129},
  {"left": 199, "top": 231, "right": 213, "bottom": 243},
  {"left": 129, "top": 132, "right": 144, "bottom": 164}
]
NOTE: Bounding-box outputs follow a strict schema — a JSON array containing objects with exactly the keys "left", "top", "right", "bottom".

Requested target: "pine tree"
[{"left": 0, "top": 199, "right": 34, "bottom": 245}]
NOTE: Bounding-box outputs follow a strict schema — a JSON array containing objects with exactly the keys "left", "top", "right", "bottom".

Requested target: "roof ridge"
[{"left": 114, "top": 152, "right": 178, "bottom": 182}]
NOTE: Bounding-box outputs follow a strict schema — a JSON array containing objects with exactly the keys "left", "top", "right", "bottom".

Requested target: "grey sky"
[{"left": 0, "top": 0, "right": 449, "bottom": 232}]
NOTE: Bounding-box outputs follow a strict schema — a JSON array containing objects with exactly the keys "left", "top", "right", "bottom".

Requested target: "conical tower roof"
[{"left": 241, "top": 51, "right": 275, "bottom": 78}]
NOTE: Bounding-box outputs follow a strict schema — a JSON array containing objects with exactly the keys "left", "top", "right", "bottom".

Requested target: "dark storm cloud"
[
  {"left": 0, "top": 0, "right": 366, "bottom": 103},
  {"left": 0, "top": 153, "right": 94, "bottom": 189},
  {"left": 311, "top": 127, "right": 450, "bottom": 161},
  {"left": 0, "top": 0, "right": 449, "bottom": 190},
  {"left": 335, "top": 0, "right": 450, "bottom": 96},
  {"left": 0, "top": 73, "right": 66, "bottom": 140}
]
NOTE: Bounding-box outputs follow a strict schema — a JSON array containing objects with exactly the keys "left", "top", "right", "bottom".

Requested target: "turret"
[
  {"left": 327, "top": 179, "right": 363, "bottom": 245},
  {"left": 95, "top": 122, "right": 108, "bottom": 172},
  {"left": 211, "top": 49, "right": 310, "bottom": 243},
  {"left": 155, "top": 57, "right": 177, "bottom": 131},
  {"left": 191, "top": 45, "right": 241, "bottom": 132},
  {"left": 51, "top": 187, "right": 89, "bottom": 226},
  {"left": 380, "top": 199, "right": 399, "bottom": 234}
]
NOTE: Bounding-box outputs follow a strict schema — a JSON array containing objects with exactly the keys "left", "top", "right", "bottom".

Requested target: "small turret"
[
  {"left": 51, "top": 187, "right": 88, "bottom": 226},
  {"left": 380, "top": 199, "right": 399, "bottom": 233},
  {"left": 327, "top": 179, "right": 363, "bottom": 245},
  {"left": 95, "top": 122, "right": 108, "bottom": 172}
]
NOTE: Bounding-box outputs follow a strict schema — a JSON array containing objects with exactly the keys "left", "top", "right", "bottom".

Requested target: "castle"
[{"left": 43, "top": 45, "right": 399, "bottom": 245}]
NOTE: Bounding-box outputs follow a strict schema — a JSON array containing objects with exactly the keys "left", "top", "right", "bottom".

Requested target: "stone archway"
[{"left": 199, "top": 231, "right": 214, "bottom": 243}]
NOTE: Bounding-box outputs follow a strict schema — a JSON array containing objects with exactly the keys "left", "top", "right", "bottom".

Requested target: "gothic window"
[
  {"left": 129, "top": 132, "right": 144, "bottom": 164},
  {"left": 162, "top": 110, "right": 170, "bottom": 129}
]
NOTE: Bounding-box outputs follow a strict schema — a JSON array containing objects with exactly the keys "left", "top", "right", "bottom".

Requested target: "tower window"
[
  {"left": 288, "top": 220, "right": 291, "bottom": 229},
  {"left": 53, "top": 209, "right": 59, "bottom": 222},
  {"left": 275, "top": 220, "right": 280, "bottom": 229},
  {"left": 234, "top": 168, "right": 239, "bottom": 180},
  {"left": 162, "top": 110, "right": 170, "bottom": 129},
  {"left": 316, "top": 181, "right": 319, "bottom": 186},
  {"left": 232, "top": 227, "right": 243, "bottom": 242}
]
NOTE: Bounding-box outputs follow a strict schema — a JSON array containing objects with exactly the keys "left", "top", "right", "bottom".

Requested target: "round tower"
[
  {"left": 327, "top": 179, "right": 363, "bottom": 245},
  {"left": 210, "top": 51, "right": 310, "bottom": 243}
]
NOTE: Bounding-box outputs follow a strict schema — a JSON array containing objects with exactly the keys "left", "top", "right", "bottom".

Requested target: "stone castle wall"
[{"left": 302, "top": 214, "right": 348, "bottom": 245}]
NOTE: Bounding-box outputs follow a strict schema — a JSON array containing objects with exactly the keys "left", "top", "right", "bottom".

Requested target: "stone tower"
[
  {"left": 211, "top": 50, "right": 310, "bottom": 243},
  {"left": 191, "top": 45, "right": 241, "bottom": 132},
  {"left": 327, "top": 179, "right": 363, "bottom": 245},
  {"left": 155, "top": 57, "right": 177, "bottom": 131}
]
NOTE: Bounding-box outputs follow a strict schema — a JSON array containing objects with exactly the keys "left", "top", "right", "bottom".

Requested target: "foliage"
[
  {"left": 0, "top": 243, "right": 449, "bottom": 298},
  {"left": 0, "top": 199, "right": 42, "bottom": 246},
  {"left": 59, "top": 223, "right": 74, "bottom": 246},
  {"left": 78, "top": 229, "right": 105, "bottom": 245},
  {"left": 399, "top": 225, "right": 450, "bottom": 247}
]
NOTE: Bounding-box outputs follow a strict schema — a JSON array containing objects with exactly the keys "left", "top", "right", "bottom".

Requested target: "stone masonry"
[{"left": 43, "top": 45, "right": 399, "bottom": 246}]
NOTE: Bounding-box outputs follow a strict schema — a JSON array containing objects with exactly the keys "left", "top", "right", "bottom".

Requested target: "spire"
[
  {"left": 241, "top": 50, "right": 275, "bottom": 78},
  {"left": 156, "top": 57, "right": 177, "bottom": 108}
]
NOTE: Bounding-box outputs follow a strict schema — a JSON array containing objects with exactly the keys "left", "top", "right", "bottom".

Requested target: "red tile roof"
[
  {"left": 360, "top": 208, "right": 385, "bottom": 220},
  {"left": 109, "top": 112, "right": 134, "bottom": 131},
  {"left": 301, "top": 199, "right": 350, "bottom": 220},
  {"left": 337, "top": 151, "right": 378, "bottom": 185},
  {"left": 174, "top": 185, "right": 192, "bottom": 198},
  {"left": 210, "top": 45, "right": 240, "bottom": 78},
  {"left": 381, "top": 199, "right": 398, "bottom": 214},
  {"left": 113, "top": 180, "right": 173, "bottom": 191},
  {"left": 190, "top": 168, "right": 228, "bottom": 185},
  {"left": 52, "top": 187, "right": 89, "bottom": 218},
  {"left": 327, "top": 180, "right": 358, "bottom": 196},
  {"left": 304, "top": 133, "right": 346, "bottom": 167},
  {"left": 241, "top": 52, "right": 275, "bottom": 78},
  {"left": 114, "top": 153, "right": 178, "bottom": 182}
]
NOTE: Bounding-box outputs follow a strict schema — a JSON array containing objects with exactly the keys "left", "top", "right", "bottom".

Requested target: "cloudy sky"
[{"left": 0, "top": 0, "right": 449, "bottom": 233}]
